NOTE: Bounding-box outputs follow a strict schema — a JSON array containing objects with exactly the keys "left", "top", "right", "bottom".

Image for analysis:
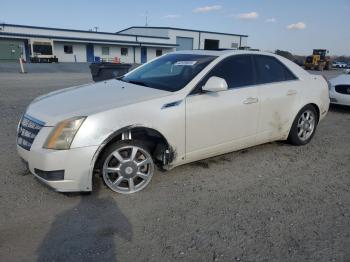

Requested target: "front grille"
[
  {"left": 335, "top": 85, "right": 350, "bottom": 95},
  {"left": 17, "top": 114, "right": 45, "bottom": 151}
]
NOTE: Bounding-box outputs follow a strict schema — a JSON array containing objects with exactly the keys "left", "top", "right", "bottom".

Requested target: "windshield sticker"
[{"left": 174, "top": 61, "right": 197, "bottom": 66}]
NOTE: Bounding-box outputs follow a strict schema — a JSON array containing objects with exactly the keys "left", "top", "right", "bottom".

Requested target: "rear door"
[
  {"left": 185, "top": 55, "right": 260, "bottom": 162},
  {"left": 253, "top": 55, "right": 301, "bottom": 142}
]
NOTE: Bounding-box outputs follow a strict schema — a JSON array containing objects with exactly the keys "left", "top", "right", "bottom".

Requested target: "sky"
[{"left": 1, "top": 0, "right": 349, "bottom": 55}]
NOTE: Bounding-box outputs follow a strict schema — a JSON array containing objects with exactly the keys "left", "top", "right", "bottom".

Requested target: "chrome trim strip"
[{"left": 23, "top": 114, "right": 46, "bottom": 126}]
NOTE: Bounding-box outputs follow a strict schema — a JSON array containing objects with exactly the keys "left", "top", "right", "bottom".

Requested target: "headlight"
[{"left": 43, "top": 116, "right": 86, "bottom": 150}]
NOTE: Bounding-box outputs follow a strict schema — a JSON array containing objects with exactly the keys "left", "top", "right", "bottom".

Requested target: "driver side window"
[{"left": 192, "top": 55, "right": 255, "bottom": 94}]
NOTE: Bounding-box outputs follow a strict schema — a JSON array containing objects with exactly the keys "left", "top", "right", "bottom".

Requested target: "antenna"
[{"left": 145, "top": 11, "right": 148, "bottom": 26}]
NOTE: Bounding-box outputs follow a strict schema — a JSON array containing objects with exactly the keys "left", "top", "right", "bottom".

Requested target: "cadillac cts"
[{"left": 17, "top": 50, "right": 330, "bottom": 194}]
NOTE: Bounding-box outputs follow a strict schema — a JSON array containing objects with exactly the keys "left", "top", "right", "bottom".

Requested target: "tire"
[
  {"left": 288, "top": 105, "right": 318, "bottom": 146},
  {"left": 99, "top": 140, "right": 155, "bottom": 194}
]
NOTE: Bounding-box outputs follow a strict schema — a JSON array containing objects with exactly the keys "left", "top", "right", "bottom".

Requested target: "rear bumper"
[{"left": 17, "top": 144, "right": 98, "bottom": 192}]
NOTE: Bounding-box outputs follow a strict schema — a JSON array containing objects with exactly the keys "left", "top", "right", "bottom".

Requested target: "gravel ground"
[
  {"left": 0, "top": 69, "right": 349, "bottom": 262},
  {"left": 0, "top": 62, "right": 91, "bottom": 73},
  {"left": 307, "top": 69, "right": 345, "bottom": 80}
]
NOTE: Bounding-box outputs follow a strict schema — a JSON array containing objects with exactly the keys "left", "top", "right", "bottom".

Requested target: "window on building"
[
  {"left": 156, "top": 49, "right": 163, "bottom": 57},
  {"left": 121, "top": 47, "right": 128, "bottom": 56},
  {"left": 64, "top": 45, "right": 73, "bottom": 54},
  {"left": 254, "top": 55, "right": 297, "bottom": 84},
  {"left": 102, "top": 46, "right": 110, "bottom": 55},
  {"left": 231, "top": 43, "right": 239, "bottom": 49}
]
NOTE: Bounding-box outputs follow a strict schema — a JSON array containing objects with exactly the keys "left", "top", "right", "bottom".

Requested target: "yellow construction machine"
[{"left": 304, "top": 49, "right": 331, "bottom": 70}]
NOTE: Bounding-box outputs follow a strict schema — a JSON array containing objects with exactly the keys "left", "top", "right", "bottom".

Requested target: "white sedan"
[
  {"left": 17, "top": 50, "right": 330, "bottom": 194},
  {"left": 329, "top": 73, "right": 350, "bottom": 106},
  {"left": 332, "top": 62, "right": 347, "bottom": 68}
]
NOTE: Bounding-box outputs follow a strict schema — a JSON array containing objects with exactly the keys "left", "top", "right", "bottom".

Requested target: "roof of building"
[
  {"left": 0, "top": 32, "right": 177, "bottom": 47},
  {"left": 0, "top": 24, "right": 248, "bottom": 48},
  {"left": 117, "top": 26, "right": 248, "bottom": 37},
  {"left": 0, "top": 24, "right": 170, "bottom": 39}
]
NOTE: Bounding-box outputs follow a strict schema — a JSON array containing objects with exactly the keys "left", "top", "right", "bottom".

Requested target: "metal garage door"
[
  {"left": 176, "top": 37, "right": 193, "bottom": 51},
  {"left": 0, "top": 40, "right": 22, "bottom": 61}
]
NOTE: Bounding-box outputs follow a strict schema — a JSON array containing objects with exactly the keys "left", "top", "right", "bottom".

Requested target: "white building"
[{"left": 0, "top": 24, "right": 248, "bottom": 63}]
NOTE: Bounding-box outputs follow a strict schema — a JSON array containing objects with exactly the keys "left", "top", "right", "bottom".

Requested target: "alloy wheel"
[
  {"left": 102, "top": 145, "right": 154, "bottom": 194},
  {"left": 297, "top": 109, "right": 316, "bottom": 141}
]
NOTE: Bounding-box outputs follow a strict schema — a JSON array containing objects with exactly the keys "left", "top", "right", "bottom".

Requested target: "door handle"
[
  {"left": 243, "top": 97, "right": 259, "bottom": 104},
  {"left": 287, "top": 89, "right": 297, "bottom": 96}
]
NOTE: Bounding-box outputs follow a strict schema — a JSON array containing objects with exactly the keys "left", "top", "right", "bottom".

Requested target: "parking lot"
[{"left": 0, "top": 66, "right": 349, "bottom": 262}]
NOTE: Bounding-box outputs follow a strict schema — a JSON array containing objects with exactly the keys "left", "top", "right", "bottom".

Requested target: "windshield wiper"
[
  {"left": 124, "top": 80, "right": 150, "bottom": 87},
  {"left": 116, "top": 76, "right": 150, "bottom": 87}
]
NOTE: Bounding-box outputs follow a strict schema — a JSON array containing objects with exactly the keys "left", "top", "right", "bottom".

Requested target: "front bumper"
[
  {"left": 17, "top": 136, "right": 99, "bottom": 192},
  {"left": 329, "top": 89, "right": 350, "bottom": 106}
]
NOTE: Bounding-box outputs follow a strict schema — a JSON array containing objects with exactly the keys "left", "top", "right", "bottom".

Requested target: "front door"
[
  {"left": 141, "top": 47, "right": 147, "bottom": 63},
  {"left": 185, "top": 55, "right": 260, "bottom": 161}
]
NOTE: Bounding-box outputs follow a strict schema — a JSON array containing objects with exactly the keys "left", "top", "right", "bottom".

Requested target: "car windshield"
[{"left": 120, "top": 54, "right": 217, "bottom": 92}]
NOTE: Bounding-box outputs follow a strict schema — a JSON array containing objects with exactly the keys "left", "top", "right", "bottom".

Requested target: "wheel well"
[
  {"left": 309, "top": 103, "right": 320, "bottom": 122},
  {"left": 94, "top": 127, "right": 173, "bottom": 173}
]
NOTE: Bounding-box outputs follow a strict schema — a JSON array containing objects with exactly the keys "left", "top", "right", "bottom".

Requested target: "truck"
[{"left": 29, "top": 39, "right": 58, "bottom": 63}]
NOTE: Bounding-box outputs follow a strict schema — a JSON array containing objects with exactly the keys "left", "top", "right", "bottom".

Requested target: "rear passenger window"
[
  {"left": 254, "top": 55, "right": 297, "bottom": 84},
  {"left": 205, "top": 55, "right": 255, "bottom": 89}
]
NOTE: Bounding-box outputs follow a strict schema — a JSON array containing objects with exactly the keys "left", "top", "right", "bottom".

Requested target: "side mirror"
[{"left": 202, "top": 76, "right": 228, "bottom": 92}]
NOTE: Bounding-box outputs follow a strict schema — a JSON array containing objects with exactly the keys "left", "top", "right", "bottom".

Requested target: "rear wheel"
[
  {"left": 288, "top": 105, "right": 318, "bottom": 145},
  {"left": 100, "top": 140, "right": 155, "bottom": 194}
]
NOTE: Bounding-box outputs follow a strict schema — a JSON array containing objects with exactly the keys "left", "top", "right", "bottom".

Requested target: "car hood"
[
  {"left": 26, "top": 79, "right": 171, "bottom": 126},
  {"left": 330, "top": 74, "right": 350, "bottom": 85}
]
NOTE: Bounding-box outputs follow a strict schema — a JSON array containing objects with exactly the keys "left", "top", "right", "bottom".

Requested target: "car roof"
[
  {"left": 173, "top": 49, "right": 312, "bottom": 79},
  {"left": 172, "top": 49, "right": 277, "bottom": 58},
  {"left": 171, "top": 49, "right": 311, "bottom": 80}
]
